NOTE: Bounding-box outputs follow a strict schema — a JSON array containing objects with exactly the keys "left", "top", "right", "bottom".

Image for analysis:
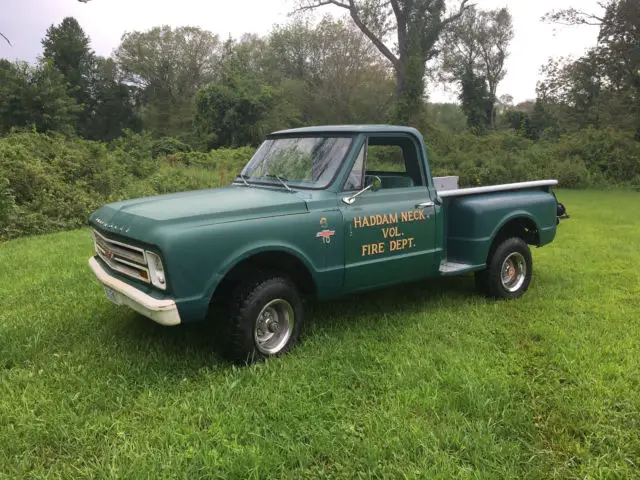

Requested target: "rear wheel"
[
  {"left": 476, "top": 237, "right": 532, "bottom": 299},
  {"left": 222, "top": 273, "right": 303, "bottom": 363}
]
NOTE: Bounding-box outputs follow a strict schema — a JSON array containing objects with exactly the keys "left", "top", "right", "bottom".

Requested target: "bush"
[
  {"left": 109, "top": 130, "right": 158, "bottom": 178},
  {"left": 550, "top": 128, "right": 640, "bottom": 184},
  {"left": 0, "top": 126, "right": 637, "bottom": 242},
  {"left": 0, "top": 177, "right": 15, "bottom": 226},
  {"left": 426, "top": 127, "right": 638, "bottom": 189},
  {"left": 151, "top": 137, "right": 191, "bottom": 158},
  {"left": 0, "top": 131, "right": 251, "bottom": 240}
]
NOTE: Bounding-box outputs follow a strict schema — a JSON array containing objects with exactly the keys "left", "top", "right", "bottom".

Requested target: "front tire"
[
  {"left": 223, "top": 273, "right": 303, "bottom": 363},
  {"left": 476, "top": 237, "right": 533, "bottom": 299}
]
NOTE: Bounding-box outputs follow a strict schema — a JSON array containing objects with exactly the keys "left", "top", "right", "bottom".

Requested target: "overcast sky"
[{"left": 1, "top": 0, "right": 601, "bottom": 103}]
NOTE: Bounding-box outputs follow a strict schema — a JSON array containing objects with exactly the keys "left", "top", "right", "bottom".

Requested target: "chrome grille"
[{"left": 93, "top": 230, "right": 150, "bottom": 283}]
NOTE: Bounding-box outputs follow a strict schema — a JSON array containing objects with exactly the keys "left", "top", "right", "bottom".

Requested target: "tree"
[
  {"left": 543, "top": 0, "right": 640, "bottom": 138},
  {"left": 266, "top": 17, "right": 395, "bottom": 124},
  {"left": 85, "top": 57, "right": 141, "bottom": 141},
  {"left": 41, "top": 17, "right": 94, "bottom": 136},
  {"left": 458, "top": 67, "right": 492, "bottom": 132},
  {"left": 440, "top": 6, "right": 513, "bottom": 129},
  {"left": 0, "top": 60, "right": 78, "bottom": 134},
  {"left": 194, "top": 77, "right": 281, "bottom": 149},
  {"left": 41, "top": 17, "right": 93, "bottom": 100},
  {"left": 40, "top": 17, "right": 139, "bottom": 140},
  {"left": 296, "top": 0, "right": 472, "bottom": 125},
  {"left": 115, "top": 26, "right": 221, "bottom": 137}
]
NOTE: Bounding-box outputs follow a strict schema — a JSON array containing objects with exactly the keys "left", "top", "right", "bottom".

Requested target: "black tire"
[
  {"left": 222, "top": 273, "right": 303, "bottom": 363},
  {"left": 475, "top": 237, "right": 532, "bottom": 299}
]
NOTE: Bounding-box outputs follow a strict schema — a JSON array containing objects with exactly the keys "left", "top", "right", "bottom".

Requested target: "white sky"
[{"left": 1, "top": 0, "right": 601, "bottom": 103}]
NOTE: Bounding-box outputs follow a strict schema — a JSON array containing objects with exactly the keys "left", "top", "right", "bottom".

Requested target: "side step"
[{"left": 439, "top": 260, "right": 480, "bottom": 276}]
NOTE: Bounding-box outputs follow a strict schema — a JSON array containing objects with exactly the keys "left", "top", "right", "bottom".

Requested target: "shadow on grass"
[{"left": 104, "top": 274, "right": 478, "bottom": 371}]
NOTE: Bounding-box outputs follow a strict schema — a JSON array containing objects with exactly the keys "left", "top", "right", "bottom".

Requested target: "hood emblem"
[{"left": 94, "top": 217, "right": 130, "bottom": 233}]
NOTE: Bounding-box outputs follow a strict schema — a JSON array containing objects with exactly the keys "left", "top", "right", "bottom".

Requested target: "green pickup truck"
[{"left": 88, "top": 125, "right": 566, "bottom": 362}]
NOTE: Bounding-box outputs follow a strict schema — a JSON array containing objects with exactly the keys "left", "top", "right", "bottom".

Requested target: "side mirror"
[
  {"left": 367, "top": 175, "right": 382, "bottom": 192},
  {"left": 342, "top": 175, "right": 381, "bottom": 205}
]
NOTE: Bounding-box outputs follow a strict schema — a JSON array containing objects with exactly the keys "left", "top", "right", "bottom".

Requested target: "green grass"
[{"left": 1, "top": 189, "right": 639, "bottom": 479}]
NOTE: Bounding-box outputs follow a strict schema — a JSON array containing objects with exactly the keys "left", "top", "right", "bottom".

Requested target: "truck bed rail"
[{"left": 437, "top": 180, "right": 558, "bottom": 198}]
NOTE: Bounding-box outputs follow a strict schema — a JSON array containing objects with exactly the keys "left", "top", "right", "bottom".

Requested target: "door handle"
[{"left": 415, "top": 201, "right": 435, "bottom": 209}]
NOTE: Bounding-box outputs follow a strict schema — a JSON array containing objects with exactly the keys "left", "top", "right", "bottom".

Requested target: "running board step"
[{"left": 439, "top": 261, "right": 479, "bottom": 276}]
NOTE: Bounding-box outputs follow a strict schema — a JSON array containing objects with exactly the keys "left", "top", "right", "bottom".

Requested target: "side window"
[
  {"left": 366, "top": 145, "right": 406, "bottom": 174},
  {"left": 343, "top": 144, "right": 365, "bottom": 191},
  {"left": 366, "top": 136, "right": 424, "bottom": 188}
]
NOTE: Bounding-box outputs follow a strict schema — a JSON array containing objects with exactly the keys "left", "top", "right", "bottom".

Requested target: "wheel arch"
[
  {"left": 486, "top": 213, "right": 540, "bottom": 262},
  {"left": 209, "top": 246, "right": 318, "bottom": 307}
]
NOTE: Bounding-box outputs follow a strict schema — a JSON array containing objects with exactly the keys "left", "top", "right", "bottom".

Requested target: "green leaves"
[{"left": 0, "top": 60, "right": 78, "bottom": 135}]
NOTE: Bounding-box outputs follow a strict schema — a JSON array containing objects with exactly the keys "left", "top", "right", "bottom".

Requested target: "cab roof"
[{"left": 269, "top": 124, "right": 423, "bottom": 137}]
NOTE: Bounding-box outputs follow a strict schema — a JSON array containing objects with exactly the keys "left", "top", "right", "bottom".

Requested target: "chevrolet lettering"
[{"left": 88, "top": 125, "right": 568, "bottom": 362}]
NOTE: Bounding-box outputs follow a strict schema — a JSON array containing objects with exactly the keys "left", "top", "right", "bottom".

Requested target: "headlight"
[{"left": 146, "top": 251, "right": 166, "bottom": 290}]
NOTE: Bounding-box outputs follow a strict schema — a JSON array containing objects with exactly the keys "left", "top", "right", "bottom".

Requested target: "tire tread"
[{"left": 224, "top": 272, "right": 302, "bottom": 363}]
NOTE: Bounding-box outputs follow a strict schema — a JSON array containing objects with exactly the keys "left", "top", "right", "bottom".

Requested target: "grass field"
[{"left": 1, "top": 190, "right": 639, "bottom": 479}]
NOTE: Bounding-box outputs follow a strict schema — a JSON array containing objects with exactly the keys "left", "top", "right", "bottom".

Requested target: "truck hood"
[{"left": 89, "top": 185, "right": 309, "bottom": 239}]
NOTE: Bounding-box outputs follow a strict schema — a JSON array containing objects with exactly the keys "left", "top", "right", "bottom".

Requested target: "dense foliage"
[
  {"left": 0, "top": 2, "right": 638, "bottom": 241},
  {"left": 1, "top": 127, "right": 638, "bottom": 240},
  {"left": 0, "top": 132, "right": 251, "bottom": 240}
]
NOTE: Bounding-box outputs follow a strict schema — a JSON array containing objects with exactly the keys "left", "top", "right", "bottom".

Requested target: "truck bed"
[
  {"left": 437, "top": 179, "right": 558, "bottom": 198},
  {"left": 436, "top": 179, "right": 560, "bottom": 276}
]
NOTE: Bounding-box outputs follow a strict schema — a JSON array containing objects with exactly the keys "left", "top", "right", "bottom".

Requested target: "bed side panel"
[{"left": 443, "top": 189, "right": 558, "bottom": 265}]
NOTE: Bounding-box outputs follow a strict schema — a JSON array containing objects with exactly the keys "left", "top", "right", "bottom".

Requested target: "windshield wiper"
[
  {"left": 265, "top": 174, "right": 293, "bottom": 192},
  {"left": 236, "top": 174, "right": 252, "bottom": 187}
]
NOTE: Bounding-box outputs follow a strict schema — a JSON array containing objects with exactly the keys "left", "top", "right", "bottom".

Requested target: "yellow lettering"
[
  {"left": 389, "top": 238, "right": 416, "bottom": 252},
  {"left": 354, "top": 217, "right": 362, "bottom": 228},
  {"left": 401, "top": 211, "right": 409, "bottom": 222},
  {"left": 382, "top": 226, "right": 400, "bottom": 239},
  {"left": 362, "top": 242, "right": 385, "bottom": 256},
  {"left": 389, "top": 212, "right": 398, "bottom": 224},
  {"left": 362, "top": 216, "right": 370, "bottom": 227},
  {"left": 417, "top": 210, "right": 426, "bottom": 220}
]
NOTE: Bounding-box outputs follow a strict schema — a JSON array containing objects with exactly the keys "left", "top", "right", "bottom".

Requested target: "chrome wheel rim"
[
  {"left": 501, "top": 252, "right": 527, "bottom": 292},
  {"left": 253, "top": 299, "right": 294, "bottom": 355}
]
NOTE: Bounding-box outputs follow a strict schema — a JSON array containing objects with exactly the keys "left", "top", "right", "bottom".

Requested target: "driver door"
[{"left": 340, "top": 135, "right": 438, "bottom": 291}]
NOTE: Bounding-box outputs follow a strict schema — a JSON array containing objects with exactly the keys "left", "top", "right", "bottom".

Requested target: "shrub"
[
  {"left": 109, "top": 130, "right": 158, "bottom": 178},
  {"left": 0, "top": 127, "right": 636, "bottom": 242},
  {"left": 151, "top": 137, "right": 191, "bottom": 158},
  {"left": 550, "top": 128, "right": 640, "bottom": 184},
  {"left": 0, "top": 177, "right": 15, "bottom": 226}
]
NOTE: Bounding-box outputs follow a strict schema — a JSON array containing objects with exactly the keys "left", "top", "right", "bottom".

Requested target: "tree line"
[
  {"left": 0, "top": 0, "right": 638, "bottom": 146},
  {"left": 1, "top": 1, "right": 518, "bottom": 145}
]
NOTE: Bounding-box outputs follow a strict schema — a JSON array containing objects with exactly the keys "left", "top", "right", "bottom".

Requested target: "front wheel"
[
  {"left": 223, "top": 273, "right": 303, "bottom": 363},
  {"left": 475, "top": 237, "right": 533, "bottom": 299}
]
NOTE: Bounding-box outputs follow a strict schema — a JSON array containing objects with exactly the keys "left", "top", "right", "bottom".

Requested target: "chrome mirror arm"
[
  {"left": 342, "top": 184, "right": 372, "bottom": 205},
  {"left": 342, "top": 175, "right": 381, "bottom": 205}
]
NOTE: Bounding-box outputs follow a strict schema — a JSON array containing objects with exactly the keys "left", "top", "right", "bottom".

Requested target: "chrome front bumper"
[{"left": 89, "top": 257, "right": 181, "bottom": 326}]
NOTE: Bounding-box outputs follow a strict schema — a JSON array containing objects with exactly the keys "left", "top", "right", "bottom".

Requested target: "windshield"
[{"left": 240, "top": 136, "right": 352, "bottom": 189}]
